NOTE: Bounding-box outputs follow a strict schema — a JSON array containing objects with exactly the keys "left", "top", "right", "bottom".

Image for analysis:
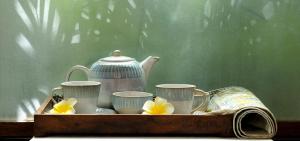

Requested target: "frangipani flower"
[
  {"left": 142, "top": 97, "right": 174, "bottom": 115},
  {"left": 48, "top": 98, "right": 77, "bottom": 114}
]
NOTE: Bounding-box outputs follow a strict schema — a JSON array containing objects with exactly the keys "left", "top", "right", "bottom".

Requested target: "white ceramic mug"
[
  {"left": 52, "top": 81, "right": 101, "bottom": 114},
  {"left": 156, "top": 84, "right": 210, "bottom": 114}
]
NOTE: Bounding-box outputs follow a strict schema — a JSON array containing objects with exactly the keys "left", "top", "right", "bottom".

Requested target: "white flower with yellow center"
[
  {"left": 48, "top": 98, "right": 77, "bottom": 114},
  {"left": 142, "top": 97, "right": 174, "bottom": 115}
]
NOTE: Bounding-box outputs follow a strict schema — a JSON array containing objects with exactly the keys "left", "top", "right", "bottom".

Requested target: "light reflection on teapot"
[{"left": 65, "top": 50, "right": 159, "bottom": 108}]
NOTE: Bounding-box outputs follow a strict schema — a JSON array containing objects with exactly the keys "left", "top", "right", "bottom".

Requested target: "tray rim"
[{"left": 34, "top": 96, "right": 235, "bottom": 137}]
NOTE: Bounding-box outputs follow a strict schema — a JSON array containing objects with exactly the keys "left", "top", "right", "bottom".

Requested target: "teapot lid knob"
[
  {"left": 112, "top": 50, "right": 121, "bottom": 56},
  {"left": 101, "top": 50, "right": 134, "bottom": 62}
]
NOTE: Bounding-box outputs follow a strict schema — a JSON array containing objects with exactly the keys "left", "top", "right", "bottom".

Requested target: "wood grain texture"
[
  {"left": 0, "top": 121, "right": 33, "bottom": 138},
  {"left": 34, "top": 114, "right": 234, "bottom": 137},
  {"left": 36, "top": 96, "right": 52, "bottom": 114}
]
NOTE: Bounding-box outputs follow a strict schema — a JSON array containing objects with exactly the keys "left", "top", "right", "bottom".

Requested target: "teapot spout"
[{"left": 140, "top": 56, "right": 160, "bottom": 81}]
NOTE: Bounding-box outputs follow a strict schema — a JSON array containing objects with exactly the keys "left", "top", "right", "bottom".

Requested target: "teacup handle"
[
  {"left": 51, "top": 87, "right": 63, "bottom": 104},
  {"left": 65, "top": 65, "right": 90, "bottom": 81},
  {"left": 192, "top": 89, "right": 210, "bottom": 112}
]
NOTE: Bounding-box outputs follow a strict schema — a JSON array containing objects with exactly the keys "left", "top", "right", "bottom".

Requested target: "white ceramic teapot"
[{"left": 66, "top": 50, "right": 159, "bottom": 108}]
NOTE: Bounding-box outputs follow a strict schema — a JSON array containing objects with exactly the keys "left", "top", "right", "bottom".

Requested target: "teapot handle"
[{"left": 65, "top": 65, "right": 90, "bottom": 81}]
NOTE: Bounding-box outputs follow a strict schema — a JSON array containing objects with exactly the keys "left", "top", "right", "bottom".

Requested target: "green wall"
[{"left": 0, "top": 0, "right": 299, "bottom": 120}]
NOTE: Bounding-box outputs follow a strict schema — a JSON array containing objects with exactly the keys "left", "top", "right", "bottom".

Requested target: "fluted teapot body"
[{"left": 66, "top": 50, "right": 159, "bottom": 108}]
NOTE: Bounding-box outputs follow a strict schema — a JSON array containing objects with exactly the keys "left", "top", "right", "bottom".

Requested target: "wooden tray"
[{"left": 34, "top": 96, "right": 234, "bottom": 137}]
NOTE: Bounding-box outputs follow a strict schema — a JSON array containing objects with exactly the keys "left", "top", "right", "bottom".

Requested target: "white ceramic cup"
[
  {"left": 112, "top": 91, "right": 153, "bottom": 114},
  {"left": 51, "top": 81, "right": 101, "bottom": 114},
  {"left": 156, "top": 84, "right": 209, "bottom": 114}
]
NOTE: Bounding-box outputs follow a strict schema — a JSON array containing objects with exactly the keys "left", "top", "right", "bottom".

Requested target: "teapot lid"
[{"left": 100, "top": 50, "right": 135, "bottom": 62}]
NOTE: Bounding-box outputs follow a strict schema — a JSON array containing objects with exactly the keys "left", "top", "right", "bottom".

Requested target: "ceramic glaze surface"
[
  {"left": 97, "top": 78, "right": 145, "bottom": 108},
  {"left": 156, "top": 84, "right": 195, "bottom": 114},
  {"left": 90, "top": 61, "right": 143, "bottom": 79},
  {"left": 112, "top": 91, "right": 153, "bottom": 114},
  {"left": 52, "top": 81, "right": 101, "bottom": 114},
  {"left": 66, "top": 51, "right": 158, "bottom": 108}
]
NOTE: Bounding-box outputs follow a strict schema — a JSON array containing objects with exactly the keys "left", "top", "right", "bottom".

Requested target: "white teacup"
[
  {"left": 112, "top": 91, "right": 153, "bottom": 114},
  {"left": 51, "top": 81, "right": 101, "bottom": 114},
  {"left": 156, "top": 84, "right": 210, "bottom": 114}
]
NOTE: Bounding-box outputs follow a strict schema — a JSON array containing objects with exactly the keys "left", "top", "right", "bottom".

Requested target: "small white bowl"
[{"left": 112, "top": 91, "right": 153, "bottom": 114}]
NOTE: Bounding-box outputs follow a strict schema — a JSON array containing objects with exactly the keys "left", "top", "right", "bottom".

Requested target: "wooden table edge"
[{"left": 0, "top": 120, "right": 300, "bottom": 139}]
